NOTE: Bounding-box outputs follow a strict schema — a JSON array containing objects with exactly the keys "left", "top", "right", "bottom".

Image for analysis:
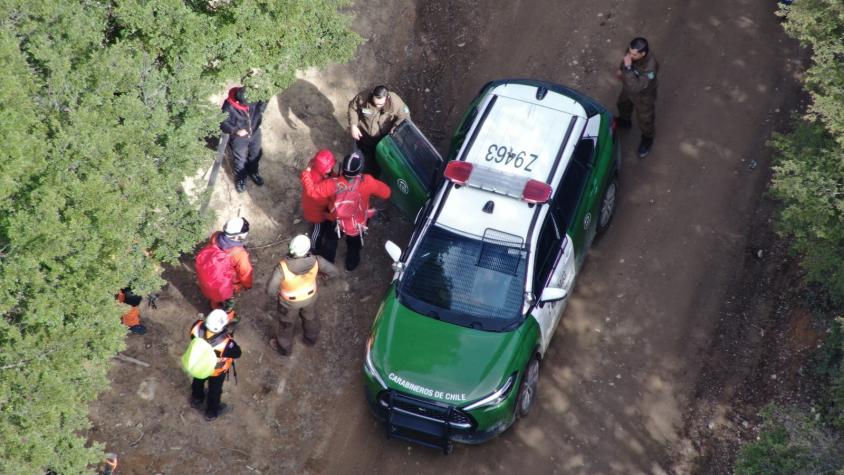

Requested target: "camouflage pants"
[{"left": 617, "top": 89, "right": 657, "bottom": 139}]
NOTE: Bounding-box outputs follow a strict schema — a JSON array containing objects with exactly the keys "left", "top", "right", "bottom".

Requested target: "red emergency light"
[{"left": 444, "top": 161, "right": 552, "bottom": 204}]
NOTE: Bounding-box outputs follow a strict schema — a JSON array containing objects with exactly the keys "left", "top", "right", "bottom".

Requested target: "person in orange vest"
[
  {"left": 207, "top": 217, "right": 254, "bottom": 317},
  {"left": 116, "top": 288, "right": 146, "bottom": 335},
  {"left": 301, "top": 149, "right": 337, "bottom": 262},
  {"left": 189, "top": 309, "right": 241, "bottom": 421},
  {"left": 265, "top": 234, "right": 339, "bottom": 356}
]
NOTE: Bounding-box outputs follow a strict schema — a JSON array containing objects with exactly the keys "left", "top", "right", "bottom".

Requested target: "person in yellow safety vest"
[
  {"left": 189, "top": 309, "right": 241, "bottom": 421},
  {"left": 266, "top": 234, "right": 339, "bottom": 356}
]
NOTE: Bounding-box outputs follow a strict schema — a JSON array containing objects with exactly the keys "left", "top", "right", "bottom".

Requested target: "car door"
[
  {"left": 530, "top": 215, "right": 577, "bottom": 352},
  {"left": 375, "top": 120, "right": 444, "bottom": 219}
]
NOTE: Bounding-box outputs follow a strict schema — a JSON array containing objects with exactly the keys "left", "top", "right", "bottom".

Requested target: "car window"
[
  {"left": 398, "top": 225, "right": 528, "bottom": 331},
  {"left": 571, "top": 137, "right": 596, "bottom": 167},
  {"left": 390, "top": 121, "right": 442, "bottom": 190},
  {"left": 532, "top": 214, "right": 561, "bottom": 295},
  {"left": 552, "top": 157, "right": 590, "bottom": 231}
]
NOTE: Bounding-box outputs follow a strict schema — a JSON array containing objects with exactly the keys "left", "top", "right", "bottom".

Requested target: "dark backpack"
[
  {"left": 195, "top": 242, "right": 240, "bottom": 302},
  {"left": 332, "top": 177, "right": 368, "bottom": 237}
]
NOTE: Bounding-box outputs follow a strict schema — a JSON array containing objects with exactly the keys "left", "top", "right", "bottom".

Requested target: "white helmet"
[
  {"left": 288, "top": 234, "right": 311, "bottom": 258},
  {"left": 223, "top": 217, "right": 249, "bottom": 240},
  {"left": 205, "top": 309, "right": 228, "bottom": 333}
]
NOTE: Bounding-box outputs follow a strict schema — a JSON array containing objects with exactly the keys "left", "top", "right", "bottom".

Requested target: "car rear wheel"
[
  {"left": 597, "top": 176, "right": 618, "bottom": 234},
  {"left": 516, "top": 357, "right": 540, "bottom": 418}
]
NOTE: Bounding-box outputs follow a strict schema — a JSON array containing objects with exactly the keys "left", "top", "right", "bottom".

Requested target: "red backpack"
[
  {"left": 332, "top": 177, "right": 368, "bottom": 238},
  {"left": 195, "top": 242, "right": 239, "bottom": 302}
]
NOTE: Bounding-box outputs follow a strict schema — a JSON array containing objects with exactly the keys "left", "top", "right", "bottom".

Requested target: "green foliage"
[
  {"left": 824, "top": 317, "right": 844, "bottom": 431},
  {"left": 769, "top": 122, "right": 844, "bottom": 302},
  {"left": 771, "top": 1, "right": 844, "bottom": 303},
  {"left": 735, "top": 405, "right": 844, "bottom": 475},
  {"left": 0, "top": 0, "right": 359, "bottom": 472},
  {"left": 779, "top": 0, "right": 844, "bottom": 147}
]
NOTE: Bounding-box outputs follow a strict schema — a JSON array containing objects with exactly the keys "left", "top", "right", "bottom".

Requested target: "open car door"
[{"left": 375, "top": 120, "right": 444, "bottom": 219}]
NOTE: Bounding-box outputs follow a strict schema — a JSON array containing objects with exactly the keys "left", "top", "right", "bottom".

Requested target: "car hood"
[{"left": 370, "top": 288, "right": 534, "bottom": 405}]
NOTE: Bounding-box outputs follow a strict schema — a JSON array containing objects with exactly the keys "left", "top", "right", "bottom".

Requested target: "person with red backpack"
[
  {"left": 302, "top": 153, "right": 391, "bottom": 271},
  {"left": 195, "top": 217, "right": 253, "bottom": 317},
  {"left": 300, "top": 149, "right": 337, "bottom": 262}
]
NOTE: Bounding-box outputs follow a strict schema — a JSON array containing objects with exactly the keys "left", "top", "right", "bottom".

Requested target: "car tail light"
[
  {"left": 444, "top": 161, "right": 552, "bottom": 204},
  {"left": 522, "top": 179, "right": 552, "bottom": 204},
  {"left": 444, "top": 161, "right": 473, "bottom": 185}
]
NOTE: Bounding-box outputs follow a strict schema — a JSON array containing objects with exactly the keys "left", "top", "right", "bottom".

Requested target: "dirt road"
[{"left": 88, "top": 1, "right": 803, "bottom": 473}]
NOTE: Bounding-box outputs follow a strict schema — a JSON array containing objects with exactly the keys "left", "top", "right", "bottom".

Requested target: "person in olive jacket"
[
  {"left": 221, "top": 86, "right": 267, "bottom": 193},
  {"left": 615, "top": 37, "right": 659, "bottom": 158},
  {"left": 347, "top": 85, "right": 409, "bottom": 176}
]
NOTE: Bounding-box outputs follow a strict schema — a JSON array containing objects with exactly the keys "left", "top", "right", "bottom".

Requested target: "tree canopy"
[{"left": 0, "top": 1, "right": 358, "bottom": 472}]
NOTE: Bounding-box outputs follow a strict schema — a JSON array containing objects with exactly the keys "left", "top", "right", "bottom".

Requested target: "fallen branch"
[
  {"left": 129, "top": 429, "right": 144, "bottom": 447},
  {"left": 115, "top": 353, "right": 150, "bottom": 367}
]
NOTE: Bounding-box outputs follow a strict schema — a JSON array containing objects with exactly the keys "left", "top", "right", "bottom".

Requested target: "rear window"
[{"left": 398, "top": 225, "right": 528, "bottom": 331}]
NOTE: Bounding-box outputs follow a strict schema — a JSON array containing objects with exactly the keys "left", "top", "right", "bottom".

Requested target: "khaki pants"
[
  {"left": 275, "top": 296, "right": 320, "bottom": 352},
  {"left": 617, "top": 89, "right": 657, "bottom": 138}
]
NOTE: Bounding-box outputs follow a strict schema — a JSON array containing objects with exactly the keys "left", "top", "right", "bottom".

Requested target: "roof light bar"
[{"left": 443, "top": 161, "right": 552, "bottom": 204}]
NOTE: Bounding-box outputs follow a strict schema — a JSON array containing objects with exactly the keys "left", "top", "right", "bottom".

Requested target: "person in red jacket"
[
  {"left": 302, "top": 153, "right": 391, "bottom": 271},
  {"left": 208, "top": 217, "right": 254, "bottom": 315},
  {"left": 300, "top": 150, "right": 337, "bottom": 262}
]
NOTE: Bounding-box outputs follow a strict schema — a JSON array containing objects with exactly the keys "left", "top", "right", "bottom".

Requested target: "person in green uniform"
[{"left": 616, "top": 37, "right": 659, "bottom": 158}]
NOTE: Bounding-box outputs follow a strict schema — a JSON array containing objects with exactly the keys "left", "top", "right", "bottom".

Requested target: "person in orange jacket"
[
  {"left": 302, "top": 153, "right": 391, "bottom": 271},
  {"left": 117, "top": 288, "right": 146, "bottom": 335},
  {"left": 208, "top": 217, "right": 253, "bottom": 315},
  {"left": 301, "top": 150, "right": 338, "bottom": 262}
]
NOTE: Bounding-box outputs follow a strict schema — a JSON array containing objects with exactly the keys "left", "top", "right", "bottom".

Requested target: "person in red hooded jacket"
[
  {"left": 300, "top": 150, "right": 338, "bottom": 262},
  {"left": 301, "top": 153, "right": 391, "bottom": 271}
]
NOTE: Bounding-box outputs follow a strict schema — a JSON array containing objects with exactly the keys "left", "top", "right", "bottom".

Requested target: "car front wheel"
[{"left": 516, "top": 357, "right": 540, "bottom": 418}]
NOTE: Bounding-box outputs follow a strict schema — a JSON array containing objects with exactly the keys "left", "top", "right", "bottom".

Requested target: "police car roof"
[{"left": 435, "top": 82, "right": 588, "bottom": 239}]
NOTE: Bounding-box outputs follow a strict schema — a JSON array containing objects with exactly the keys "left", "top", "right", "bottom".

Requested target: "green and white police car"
[{"left": 365, "top": 79, "right": 621, "bottom": 453}]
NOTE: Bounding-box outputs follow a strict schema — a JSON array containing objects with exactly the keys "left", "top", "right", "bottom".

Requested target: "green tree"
[
  {"left": 771, "top": 0, "right": 844, "bottom": 303},
  {"left": 0, "top": 1, "right": 358, "bottom": 472}
]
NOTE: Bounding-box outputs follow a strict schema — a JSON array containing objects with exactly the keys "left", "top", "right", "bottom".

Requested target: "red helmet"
[{"left": 310, "top": 150, "right": 335, "bottom": 176}]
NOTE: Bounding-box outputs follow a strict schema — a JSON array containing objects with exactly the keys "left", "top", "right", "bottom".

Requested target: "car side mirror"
[
  {"left": 385, "top": 240, "right": 402, "bottom": 263},
  {"left": 539, "top": 287, "right": 567, "bottom": 303}
]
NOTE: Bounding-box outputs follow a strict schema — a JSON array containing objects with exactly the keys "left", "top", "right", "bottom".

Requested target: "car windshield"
[{"left": 398, "top": 225, "right": 528, "bottom": 331}]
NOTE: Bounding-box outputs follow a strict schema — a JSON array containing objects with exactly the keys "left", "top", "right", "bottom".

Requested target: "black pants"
[
  {"left": 192, "top": 373, "right": 225, "bottom": 416},
  {"left": 310, "top": 221, "right": 335, "bottom": 263},
  {"left": 319, "top": 228, "right": 362, "bottom": 269},
  {"left": 355, "top": 135, "right": 381, "bottom": 178},
  {"left": 230, "top": 129, "right": 262, "bottom": 181}
]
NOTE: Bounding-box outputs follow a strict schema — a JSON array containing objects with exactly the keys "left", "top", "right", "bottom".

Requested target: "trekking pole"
[
  {"left": 199, "top": 133, "right": 230, "bottom": 216},
  {"left": 231, "top": 361, "right": 238, "bottom": 386}
]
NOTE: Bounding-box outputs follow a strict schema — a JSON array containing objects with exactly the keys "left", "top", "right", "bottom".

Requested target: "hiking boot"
[
  {"left": 249, "top": 173, "right": 264, "bottom": 186},
  {"left": 129, "top": 324, "right": 147, "bottom": 335},
  {"left": 615, "top": 117, "right": 632, "bottom": 129},
  {"left": 345, "top": 254, "right": 361, "bottom": 272},
  {"left": 269, "top": 338, "right": 290, "bottom": 356},
  {"left": 205, "top": 403, "right": 230, "bottom": 422},
  {"left": 190, "top": 397, "right": 204, "bottom": 409},
  {"left": 235, "top": 179, "right": 247, "bottom": 193},
  {"left": 303, "top": 334, "right": 318, "bottom": 347},
  {"left": 638, "top": 136, "right": 654, "bottom": 158}
]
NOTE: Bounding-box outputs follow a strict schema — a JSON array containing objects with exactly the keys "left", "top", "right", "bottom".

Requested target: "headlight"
[
  {"left": 364, "top": 335, "right": 388, "bottom": 389},
  {"left": 462, "top": 373, "right": 517, "bottom": 411}
]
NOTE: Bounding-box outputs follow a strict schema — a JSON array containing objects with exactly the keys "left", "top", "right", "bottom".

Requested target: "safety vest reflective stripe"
[
  {"left": 278, "top": 260, "right": 319, "bottom": 302},
  {"left": 190, "top": 321, "right": 233, "bottom": 376}
]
